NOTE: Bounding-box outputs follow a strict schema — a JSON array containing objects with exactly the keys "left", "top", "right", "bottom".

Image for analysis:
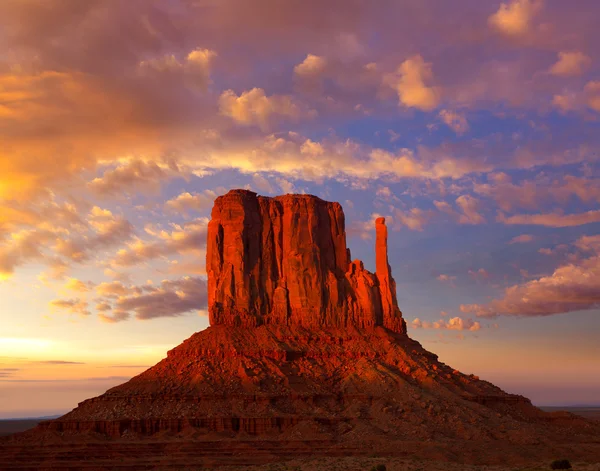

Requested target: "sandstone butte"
[
  {"left": 1, "top": 190, "right": 599, "bottom": 470},
  {"left": 207, "top": 190, "right": 406, "bottom": 333}
]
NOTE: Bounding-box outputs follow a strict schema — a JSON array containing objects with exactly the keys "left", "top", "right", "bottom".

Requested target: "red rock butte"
[
  {"left": 207, "top": 189, "right": 406, "bottom": 333},
  {"left": 2, "top": 189, "right": 599, "bottom": 469}
]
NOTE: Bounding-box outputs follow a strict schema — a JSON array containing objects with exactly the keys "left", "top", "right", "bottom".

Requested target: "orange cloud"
[
  {"left": 111, "top": 218, "right": 208, "bottom": 267},
  {"left": 550, "top": 51, "right": 591, "bottom": 77},
  {"left": 488, "top": 0, "right": 543, "bottom": 36},
  {"left": 49, "top": 298, "right": 91, "bottom": 317},
  {"left": 219, "top": 88, "right": 316, "bottom": 129},
  {"left": 385, "top": 55, "right": 440, "bottom": 111},
  {"left": 164, "top": 191, "right": 217, "bottom": 214},
  {"left": 139, "top": 48, "right": 217, "bottom": 90}
]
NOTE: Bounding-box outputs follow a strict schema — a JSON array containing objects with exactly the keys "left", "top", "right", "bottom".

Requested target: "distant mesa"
[
  {"left": 2, "top": 189, "right": 599, "bottom": 469},
  {"left": 207, "top": 189, "right": 406, "bottom": 332}
]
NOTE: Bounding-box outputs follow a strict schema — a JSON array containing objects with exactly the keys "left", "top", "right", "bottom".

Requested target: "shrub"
[{"left": 550, "top": 459, "right": 572, "bottom": 470}]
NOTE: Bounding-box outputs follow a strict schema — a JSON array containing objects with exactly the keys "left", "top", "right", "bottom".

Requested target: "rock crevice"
[{"left": 207, "top": 190, "right": 406, "bottom": 333}]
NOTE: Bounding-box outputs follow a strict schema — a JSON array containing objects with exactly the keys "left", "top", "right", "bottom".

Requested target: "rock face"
[{"left": 207, "top": 190, "right": 406, "bottom": 333}]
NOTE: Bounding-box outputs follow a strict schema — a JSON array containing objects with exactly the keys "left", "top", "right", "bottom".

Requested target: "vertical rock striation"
[{"left": 207, "top": 189, "right": 406, "bottom": 333}]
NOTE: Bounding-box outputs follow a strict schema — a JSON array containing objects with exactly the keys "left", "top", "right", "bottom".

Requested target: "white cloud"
[{"left": 461, "top": 235, "right": 600, "bottom": 317}]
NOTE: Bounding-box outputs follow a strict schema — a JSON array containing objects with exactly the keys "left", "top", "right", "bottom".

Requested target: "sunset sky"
[{"left": 1, "top": 0, "right": 600, "bottom": 418}]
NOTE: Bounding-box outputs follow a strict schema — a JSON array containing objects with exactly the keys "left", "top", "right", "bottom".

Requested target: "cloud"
[
  {"left": 89, "top": 158, "right": 188, "bottom": 196},
  {"left": 98, "top": 311, "right": 131, "bottom": 324},
  {"left": 434, "top": 195, "right": 485, "bottom": 225},
  {"left": 474, "top": 175, "right": 600, "bottom": 212},
  {"left": 111, "top": 218, "right": 208, "bottom": 267},
  {"left": 164, "top": 191, "right": 217, "bottom": 214},
  {"left": 455, "top": 195, "right": 485, "bottom": 225},
  {"left": 251, "top": 174, "right": 276, "bottom": 193},
  {"left": 219, "top": 88, "right": 315, "bottom": 129},
  {"left": 552, "top": 81, "right": 600, "bottom": 113},
  {"left": 461, "top": 235, "right": 600, "bottom": 317},
  {"left": 139, "top": 48, "right": 217, "bottom": 90},
  {"left": 0, "top": 368, "right": 19, "bottom": 378},
  {"left": 439, "top": 110, "right": 469, "bottom": 135},
  {"left": 385, "top": 55, "right": 440, "bottom": 111},
  {"left": 96, "top": 281, "right": 132, "bottom": 298},
  {"left": 64, "top": 278, "right": 94, "bottom": 292},
  {"left": 437, "top": 274, "right": 456, "bottom": 282},
  {"left": 393, "top": 207, "right": 432, "bottom": 231},
  {"left": 1, "top": 202, "right": 128, "bottom": 279},
  {"left": 488, "top": 0, "right": 543, "bottom": 36},
  {"left": 96, "top": 276, "right": 208, "bottom": 322},
  {"left": 550, "top": 51, "right": 591, "bottom": 77},
  {"left": 585, "top": 81, "right": 600, "bottom": 112},
  {"left": 498, "top": 209, "right": 600, "bottom": 227},
  {"left": 509, "top": 234, "right": 535, "bottom": 244},
  {"left": 33, "top": 360, "right": 85, "bottom": 365},
  {"left": 294, "top": 54, "right": 328, "bottom": 79},
  {"left": 468, "top": 268, "right": 490, "bottom": 281},
  {"left": 411, "top": 316, "right": 481, "bottom": 331},
  {"left": 347, "top": 213, "right": 387, "bottom": 240},
  {"left": 49, "top": 298, "right": 91, "bottom": 317}
]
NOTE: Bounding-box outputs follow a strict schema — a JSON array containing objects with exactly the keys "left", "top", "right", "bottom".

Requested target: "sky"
[{"left": 1, "top": 0, "right": 600, "bottom": 418}]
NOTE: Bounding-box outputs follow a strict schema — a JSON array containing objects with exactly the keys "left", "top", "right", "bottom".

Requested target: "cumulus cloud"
[
  {"left": 111, "top": 218, "right": 208, "bottom": 267},
  {"left": 434, "top": 196, "right": 485, "bottom": 225},
  {"left": 385, "top": 55, "right": 440, "bottom": 111},
  {"left": 64, "top": 278, "right": 94, "bottom": 292},
  {"left": 488, "top": 0, "right": 543, "bottom": 36},
  {"left": 49, "top": 298, "right": 91, "bottom": 317},
  {"left": 461, "top": 235, "right": 600, "bottom": 317},
  {"left": 411, "top": 316, "right": 481, "bottom": 331},
  {"left": 140, "top": 47, "right": 217, "bottom": 90},
  {"left": 96, "top": 276, "right": 208, "bottom": 322},
  {"left": 219, "top": 88, "right": 315, "bottom": 129},
  {"left": 393, "top": 207, "right": 432, "bottom": 231},
  {"left": 89, "top": 158, "right": 188, "bottom": 196},
  {"left": 294, "top": 54, "right": 328, "bottom": 79},
  {"left": 550, "top": 51, "right": 591, "bottom": 77},
  {"left": 439, "top": 110, "right": 469, "bottom": 135},
  {"left": 552, "top": 81, "right": 600, "bottom": 113},
  {"left": 585, "top": 81, "right": 600, "bottom": 112},
  {"left": 164, "top": 191, "right": 217, "bottom": 214}
]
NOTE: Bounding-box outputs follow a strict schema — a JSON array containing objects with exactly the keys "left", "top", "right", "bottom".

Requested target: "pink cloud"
[{"left": 461, "top": 235, "right": 600, "bottom": 317}]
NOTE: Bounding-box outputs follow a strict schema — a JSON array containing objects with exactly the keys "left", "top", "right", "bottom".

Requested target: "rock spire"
[{"left": 206, "top": 189, "right": 406, "bottom": 333}]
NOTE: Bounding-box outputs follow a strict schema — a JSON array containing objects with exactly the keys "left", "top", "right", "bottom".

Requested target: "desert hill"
[{"left": 1, "top": 190, "right": 599, "bottom": 469}]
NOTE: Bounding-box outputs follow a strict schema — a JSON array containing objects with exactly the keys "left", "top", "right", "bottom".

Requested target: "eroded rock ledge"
[{"left": 207, "top": 190, "right": 406, "bottom": 333}]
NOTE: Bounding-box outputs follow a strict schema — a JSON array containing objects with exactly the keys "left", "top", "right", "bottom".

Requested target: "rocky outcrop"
[{"left": 207, "top": 190, "right": 406, "bottom": 333}]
